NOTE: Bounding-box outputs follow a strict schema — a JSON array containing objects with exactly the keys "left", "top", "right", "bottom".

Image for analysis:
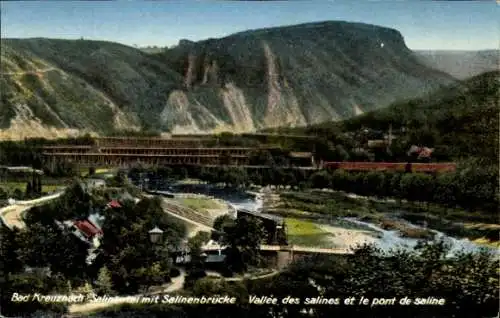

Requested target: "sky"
[{"left": 1, "top": 1, "right": 498, "bottom": 50}]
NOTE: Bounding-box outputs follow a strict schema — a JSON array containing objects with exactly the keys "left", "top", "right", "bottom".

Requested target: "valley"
[{"left": 0, "top": 3, "right": 498, "bottom": 317}]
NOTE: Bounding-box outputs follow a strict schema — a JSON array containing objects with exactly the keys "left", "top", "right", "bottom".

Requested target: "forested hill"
[
  {"left": 1, "top": 21, "right": 454, "bottom": 139},
  {"left": 268, "top": 71, "right": 500, "bottom": 165}
]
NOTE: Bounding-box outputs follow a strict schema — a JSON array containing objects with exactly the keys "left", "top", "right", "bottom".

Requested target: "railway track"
[{"left": 161, "top": 199, "right": 214, "bottom": 228}]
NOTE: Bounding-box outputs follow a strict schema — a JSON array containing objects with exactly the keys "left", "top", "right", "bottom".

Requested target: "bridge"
[
  {"left": 203, "top": 244, "right": 351, "bottom": 254},
  {"left": 158, "top": 196, "right": 353, "bottom": 263},
  {"left": 202, "top": 243, "right": 352, "bottom": 269}
]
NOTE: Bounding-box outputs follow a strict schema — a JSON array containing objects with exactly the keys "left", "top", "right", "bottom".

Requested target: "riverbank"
[
  {"left": 147, "top": 181, "right": 497, "bottom": 252},
  {"left": 261, "top": 188, "right": 498, "bottom": 250}
]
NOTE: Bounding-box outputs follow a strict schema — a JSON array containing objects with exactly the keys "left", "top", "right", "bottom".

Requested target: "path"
[
  {"left": 0, "top": 191, "right": 64, "bottom": 229},
  {"left": 206, "top": 269, "right": 280, "bottom": 281},
  {"left": 68, "top": 269, "right": 186, "bottom": 314}
]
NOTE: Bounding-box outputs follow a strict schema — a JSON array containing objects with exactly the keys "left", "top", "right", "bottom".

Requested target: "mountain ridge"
[
  {"left": 1, "top": 21, "right": 456, "bottom": 139},
  {"left": 414, "top": 49, "right": 499, "bottom": 79},
  {"left": 271, "top": 70, "right": 499, "bottom": 164}
]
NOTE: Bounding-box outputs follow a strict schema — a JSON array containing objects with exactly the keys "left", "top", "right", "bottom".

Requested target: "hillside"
[
  {"left": 1, "top": 21, "right": 455, "bottom": 139},
  {"left": 159, "top": 21, "right": 454, "bottom": 132},
  {"left": 0, "top": 38, "right": 183, "bottom": 139},
  {"left": 272, "top": 71, "right": 499, "bottom": 164},
  {"left": 415, "top": 50, "right": 499, "bottom": 80}
]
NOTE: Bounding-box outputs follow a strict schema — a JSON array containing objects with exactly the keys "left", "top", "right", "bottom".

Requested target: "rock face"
[{"left": 1, "top": 21, "right": 456, "bottom": 139}]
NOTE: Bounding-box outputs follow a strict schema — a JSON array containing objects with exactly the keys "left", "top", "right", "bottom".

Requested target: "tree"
[
  {"left": 1, "top": 227, "right": 24, "bottom": 274},
  {"left": 0, "top": 186, "right": 7, "bottom": 200},
  {"left": 213, "top": 215, "right": 234, "bottom": 233},
  {"left": 363, "top": 171, "right": 386, "bottom": 197},
  {"left": 13, "top": 188, "right": 23, "bottom": 200},
  {"left": 34, "top": 176, "right": 42, "bottom": 195},
  {"left": 188, "top": 231, "right": 211, "bottom": 257},
  {"left": 246, "top": 241, "right": 498, "bottom": 318},
  {"left": 309, "top": 171, "right": 331, "bottom": 189},
  {"left": 334, "top": 144, "right": 350, "bottom": 161},
  {"left": 212, "top": 214, "right": 234, "bottom": 242},
  {"left": 99, "top": 197, "right": 185, "bottom": 293},
  {"left": 222, "top": 216, "right": 265, "bottom": 273},
  {"left": 25, "top": 181, "right": 33, "bottom": 198},
  {"left": 94, "top": 266, "right": 114, "bottom": 295},
  {"left": 1, "top": 273, "right": 68, "bottom": 316},
  {"left": 133, "top": 262, "right": 167, "bottom": 293}
]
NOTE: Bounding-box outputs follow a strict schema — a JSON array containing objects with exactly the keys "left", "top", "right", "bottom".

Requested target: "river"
[
  {"left": 152, "top": 182, "right": 497, "bottom": 256},
  {"left": 343, "top": 218, "right": 498, "bottom": 256}
]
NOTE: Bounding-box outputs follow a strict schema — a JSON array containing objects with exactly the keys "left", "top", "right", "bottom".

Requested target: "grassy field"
[
  {"left": 178, "top": 197, "right": 223, "bottom": 211},
  {"left": 285, "top": 217, "right": 333, "bottom": 247}
]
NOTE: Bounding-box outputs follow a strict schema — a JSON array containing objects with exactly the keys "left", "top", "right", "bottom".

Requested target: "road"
[
  {"left": 68, "top": 268, "right": 280, "bottom": 315},
  {"left": 0, "top": 192, "right": 64, "bottom": 229},
  {"left": 203, "top": 244, "right": 352, "bottom": 255},
  {"left": 68, "top": 269, "right": 186, "bottom": 315},
  {"left": 206, "top": 270, "right": 280, "bottom": 281}
]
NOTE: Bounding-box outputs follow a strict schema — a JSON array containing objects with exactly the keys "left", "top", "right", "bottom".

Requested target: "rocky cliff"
[{"left": 0, "top": 21, "right": 456, "bottom": 139}]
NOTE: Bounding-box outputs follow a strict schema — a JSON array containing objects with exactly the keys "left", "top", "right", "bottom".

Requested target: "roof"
[
  {"left": 107, "top": 200, "right": 122, "bottom": 208},
  {"left": 237, "top": 209, "right": 284, "bottom": 223},
  {"left": 74, "top": 220, "right": 103, "bottom": 237},
  {"left": 205, "top": 254, "right": 226, "bottom": 263}
]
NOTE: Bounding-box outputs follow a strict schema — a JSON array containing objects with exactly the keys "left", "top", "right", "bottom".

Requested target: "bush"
[{"left": 169, "top": 268, "right": 181, "bottom": 278}]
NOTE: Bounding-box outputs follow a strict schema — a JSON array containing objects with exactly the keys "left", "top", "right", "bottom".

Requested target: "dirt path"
[
  {"left": 68, "top": 269, "right": 186, "bottom": 314},
  {"left": 206, "top": 270, "right": 280, "bottom": 281},
  {"left": 0, "top": 192, "right": 64, "bottom": 229}
]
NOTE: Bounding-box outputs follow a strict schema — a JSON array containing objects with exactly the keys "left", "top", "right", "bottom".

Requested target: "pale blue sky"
[{"left": 1, "top": 1, "right": 498, "bottom": 50}]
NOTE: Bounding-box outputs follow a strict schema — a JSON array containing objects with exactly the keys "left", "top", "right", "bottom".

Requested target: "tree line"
[
  {"left": 91, "top": 242, "right": 498, "bottom": 318},
  {"left": 131, "top": 163, "right": 498, "bottom": 215}
]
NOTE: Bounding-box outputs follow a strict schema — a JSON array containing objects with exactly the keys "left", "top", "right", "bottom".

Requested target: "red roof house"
[
  {"left": 106, "top": 200, "right": 122, "bottom": 209},
  {"left": 74, "top": 220, "right": 103, "bottom": 238}
]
